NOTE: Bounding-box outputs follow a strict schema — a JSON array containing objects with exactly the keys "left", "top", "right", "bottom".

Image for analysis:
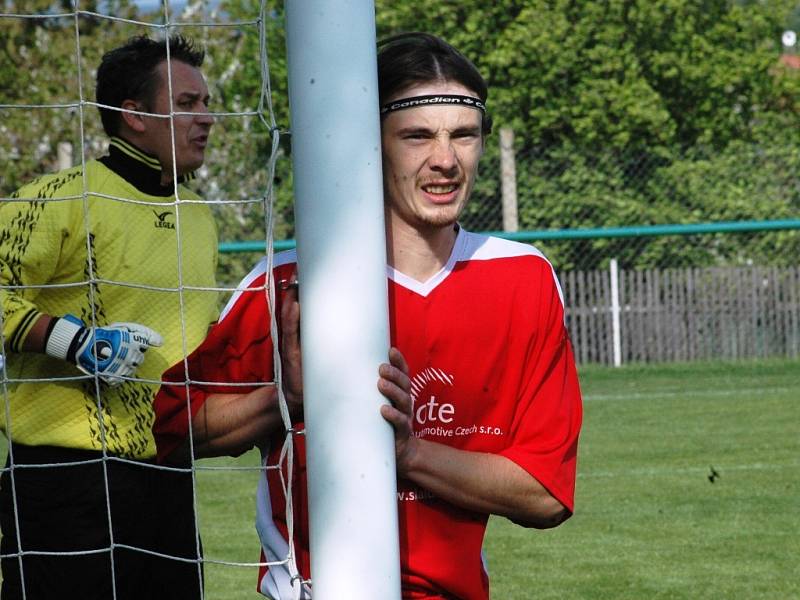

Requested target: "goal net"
[{"left": 0, "top": 0, "right": 300, "bottom": 597}]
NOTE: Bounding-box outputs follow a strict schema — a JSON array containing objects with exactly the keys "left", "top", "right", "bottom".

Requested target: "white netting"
[{"left": 0, "top": 1, "right": 297, "bottom": 598}]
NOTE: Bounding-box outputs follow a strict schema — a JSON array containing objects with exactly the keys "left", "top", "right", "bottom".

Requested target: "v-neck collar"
[{"left": 387, "top": 226, "right": 467, "bottom": 297}]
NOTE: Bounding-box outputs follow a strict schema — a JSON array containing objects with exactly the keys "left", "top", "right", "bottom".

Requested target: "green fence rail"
[{"left": 218, "top": 219, "right": 800, "bottom": 253}]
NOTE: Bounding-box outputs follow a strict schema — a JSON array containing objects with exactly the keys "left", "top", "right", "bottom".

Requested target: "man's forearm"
[
  {"left": 171, "top": 386, "right": 288, "bottom": 461},
  {"left": 401, "top": 440, "right": 569, "bottom": 529},
  {"left": 21, "top": 313, "right": 53, "bottom": 353},
  {"left": 378, "top": 356, "right": 570, "bottom": 529}
]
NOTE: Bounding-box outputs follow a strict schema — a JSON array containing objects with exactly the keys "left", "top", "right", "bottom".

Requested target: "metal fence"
[
  {"left": 562, "top": 263, "right": 800, "bottom": 366},
  {"left": 215, "top": 126, "right": 800, "bottom": 272},
  {"left": 457, "top": 128, "right": 800, "bottom": 272},
  {"left": 215, "top": 128, "right": 800, "bottom": 364}
]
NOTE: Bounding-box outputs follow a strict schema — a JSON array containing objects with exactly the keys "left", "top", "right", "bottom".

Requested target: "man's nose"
[
  {"left": 196, "top": 109, "right": 215, "bottom": 127},
  {"left": 428, "top": 137, "right": 457, "bottom": 172}
]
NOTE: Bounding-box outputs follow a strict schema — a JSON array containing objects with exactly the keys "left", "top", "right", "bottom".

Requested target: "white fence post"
[
  {"left": 610, "top": 258, "right": 622, "bottom": 367},
  {"left": 500, "top": 127, "right": 518, "bottom": 232},
  {"left": 57, "top": 141, "right": 73, "bottom": 170}
]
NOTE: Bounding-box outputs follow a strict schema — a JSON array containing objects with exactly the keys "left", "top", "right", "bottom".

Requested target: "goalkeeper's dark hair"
[
  {"left": 96, "top": 35, "right": 205, "bottom": 137},
  {"left": 377, "top": 32, "right": 492, "bottom": 134}
]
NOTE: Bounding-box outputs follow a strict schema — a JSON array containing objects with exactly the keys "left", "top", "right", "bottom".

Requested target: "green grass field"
[
  {"left": 3, "top": 358, "right": 799, "bottom": 598},
  {"left": 483, "top": 359, "right": 799, "bottom": 600}
]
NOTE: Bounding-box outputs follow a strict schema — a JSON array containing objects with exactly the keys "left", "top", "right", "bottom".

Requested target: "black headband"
[{"left": 380, "top": 94, "right": 486, "bottom": 116}]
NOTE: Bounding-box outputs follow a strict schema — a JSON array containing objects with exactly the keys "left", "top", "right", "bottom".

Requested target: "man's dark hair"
[
  {"left": 377, "top": 32, "right": 492, "bottom": 134},
  {"left": 96, "top": 34, "right": 205, "bottom": 137}
]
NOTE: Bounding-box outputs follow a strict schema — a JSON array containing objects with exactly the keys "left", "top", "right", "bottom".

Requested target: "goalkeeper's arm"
[{"left": 23, "top": 313, "right": 163, "bottom": 387}]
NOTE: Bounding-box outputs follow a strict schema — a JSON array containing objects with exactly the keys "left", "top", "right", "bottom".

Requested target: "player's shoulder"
[
  {"left": 236, "top": 248, "right": 297, "bottom": 282},
  {"left": 457, "top": 229, "right": 551, "bottom": 268},
  {"left": 219, "top": 249, "right": 297, "bottom": 321},
  {"left": 177, "top": 184, "right": 203, "bottom": 201},
  {"left": 456, "top": 229, "right": 563, "bottom": 301},
  {"left": 246, "top": 248, "right": 298, "bottom": 279},
  {"left": 12, "top": 164, "right": 88, "bottom": 201}
]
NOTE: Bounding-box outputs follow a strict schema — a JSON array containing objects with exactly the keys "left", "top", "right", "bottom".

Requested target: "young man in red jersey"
[{"left": 153, "top": 33, "right": 582, "bottom": 600}]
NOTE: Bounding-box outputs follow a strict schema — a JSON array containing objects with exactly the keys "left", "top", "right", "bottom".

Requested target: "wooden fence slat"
[
  {"left": 686, "top": 268, "right": 695, "bottom": 361},
  {"left": 586, "top": 269, "right": 593, "bottom": 363},
  {"left": 620, "top": 268, "right": 628, "bottom": 363},
  {"left": 636, "top": 269, "right": 646, "bottom": 363},
  {"left": 667, "top": 269, "right": 677, "bottom": 361},
  {"left": 681, "top": 268, "right": 690, "bottom": 361},
  {"left": 598, "top": 268, "right": 609, "bottom": 365},
  {"left": 673, "top": 268, "right": 684, "bottom": 361},
  {"left": 772, "top": 266, "right": 782, "bottom": 356},
  {"left": 787, "top": 266, "right": 800, "bottom": 358},
  {"left": 579, "top": 269, "right": 590, "bottom": 364},
  {"left": 718, "top": 268, "right": 729, "bottom": 360},
  {"left": 653, "top": 269, "right": 663, "bottom": 361},
  {"left": 695, "top": 268, "right": 706, "bottom": 360}
]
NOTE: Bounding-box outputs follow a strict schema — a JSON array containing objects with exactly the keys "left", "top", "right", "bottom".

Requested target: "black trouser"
[{"left": 0, "top": 445, "right": 203, "bottom": 600}]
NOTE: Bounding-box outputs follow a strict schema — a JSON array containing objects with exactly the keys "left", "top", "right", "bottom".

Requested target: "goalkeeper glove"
[{"left": 44, "top": 314, "right": 164, "bottom": 387}]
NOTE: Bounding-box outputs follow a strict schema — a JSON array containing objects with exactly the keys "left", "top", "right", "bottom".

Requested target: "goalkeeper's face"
[
  {"left": 146, "top": 60, "right": 214, "bottom": 181},
  {"left": 381, "top": 81, "right": 484, "bottom": 233}
]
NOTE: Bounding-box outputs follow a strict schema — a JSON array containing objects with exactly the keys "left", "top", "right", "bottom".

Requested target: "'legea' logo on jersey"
[
  {"left": 410, "top": 367, "right": 455, "bottom": 426},
  {"left": 153, "top": 210, "right": 175, "bottom": 230}
]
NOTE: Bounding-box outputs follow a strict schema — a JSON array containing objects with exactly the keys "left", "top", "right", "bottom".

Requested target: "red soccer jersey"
[{"left": 153, "top": 228, "right": 582, "bottom": 600}]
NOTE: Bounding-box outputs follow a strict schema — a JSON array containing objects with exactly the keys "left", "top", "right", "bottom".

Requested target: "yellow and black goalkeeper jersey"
[{"left": 0, "top": 137, "right": 219, "bottom": 459}]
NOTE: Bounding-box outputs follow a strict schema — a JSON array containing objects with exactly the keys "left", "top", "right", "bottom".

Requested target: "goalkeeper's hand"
[{"left": 44, "top": 314, "right": 164, "bottom": 386}]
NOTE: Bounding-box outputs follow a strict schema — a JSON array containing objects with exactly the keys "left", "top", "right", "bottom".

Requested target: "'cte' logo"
[
  {"left": 410, "top": 366, "right": 456, "bottom": 426},
  {"left": 414, "top": 396, "right": 455, "bottom": 425}
]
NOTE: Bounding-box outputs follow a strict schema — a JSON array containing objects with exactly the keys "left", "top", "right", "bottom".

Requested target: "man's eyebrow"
[
  {"left": 395, "top": 126, "right": 435, "bottom": 136},
  {"left": 176, "top": 91, "right": 211, "bottom": 102},
  {"left": 395, "top": 124, "right": 481, "bottom": 136},
  {"left": 451, "top": 124, "right": 482, "bottom": 135}
]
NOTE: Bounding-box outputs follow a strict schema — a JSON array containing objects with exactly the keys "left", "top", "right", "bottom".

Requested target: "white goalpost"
[
  {"left": 0, "top": 1, "right": 399, "bottom": 598},
  {"left": 285, "top": 1, "right": 401, "bottom": 598}
]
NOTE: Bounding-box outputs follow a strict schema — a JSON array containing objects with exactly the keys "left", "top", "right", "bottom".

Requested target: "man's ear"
[{"left": 120, "top": 99, "right": 146, "bottom": 133}]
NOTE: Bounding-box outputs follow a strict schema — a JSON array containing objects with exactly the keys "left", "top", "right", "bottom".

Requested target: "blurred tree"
[
  {"left": 0, "top": 0, "right": 290, "bottom": 286},
  {"left": 377, "top": 0, "right": 800, "bottom": 152},
  {"left": 0, "top": 1, "right": 140, "bottom": 191},
  {"left": 376, "top": 0, "right": 800, "bottom": 268},
  {"left": 190, "top": 0, "right": 293, "bottom": 285},
  {"left": 4, "top": 1, "right": 800, "bottom": 272}
]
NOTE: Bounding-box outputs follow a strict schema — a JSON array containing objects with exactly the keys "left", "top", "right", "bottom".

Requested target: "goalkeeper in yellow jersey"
[{"left": 0, "top": 35, "right": 218, "bottom": 600}]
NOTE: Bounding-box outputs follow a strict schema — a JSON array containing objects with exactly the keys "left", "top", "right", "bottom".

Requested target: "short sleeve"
[
  {"left": 498, "top": 263, "right": 582, "bottom": 514},
  {"left": 152, "top": 276, "right": 275, "bottom": 462}
]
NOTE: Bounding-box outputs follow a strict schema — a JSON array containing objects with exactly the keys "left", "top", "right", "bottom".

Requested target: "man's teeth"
[{"left": 425, "top": 185, "right": 456, "bottom": 194}]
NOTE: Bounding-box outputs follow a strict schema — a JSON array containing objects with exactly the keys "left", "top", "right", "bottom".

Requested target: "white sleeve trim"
[
  {"left": 219, "top": 249, "right": 298, "bottom": 322},
  {"left": 255, "top": 452, "right": 310, "bottom": 599}
]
